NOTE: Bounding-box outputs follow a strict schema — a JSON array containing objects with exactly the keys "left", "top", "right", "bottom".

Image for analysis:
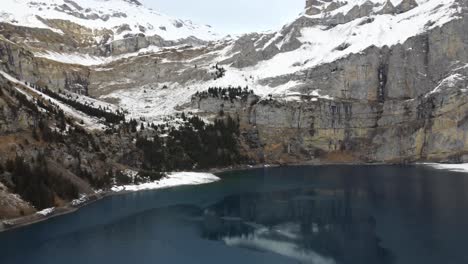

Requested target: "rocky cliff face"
[
  {"left": 192, "top": 64, "right": 468, "bottom": 164},
  {"left": 0, "top": 0, "right": 466, "bottom": 165},
  {"left": 189, "top": 0, "right": 468, "bottom": 164},
  {"left": 0, "top": 40, "right": 90, "bottom": 94},
  {"left": 0, "top": 73, "right": 148, "bottom": 220}
]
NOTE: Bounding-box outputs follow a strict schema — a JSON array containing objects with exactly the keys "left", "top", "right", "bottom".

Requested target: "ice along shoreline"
[
  {"left": 0, "top": 172, "right": 220, "bottom": 233},
  {"left": 422, "top": 163, "right": 468, "bottom": 173}
]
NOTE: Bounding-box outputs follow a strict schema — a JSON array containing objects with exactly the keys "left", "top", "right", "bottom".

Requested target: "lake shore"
[
  {"left": 0, "top": 171, "right": 220, "bottom": 233},
  {"left": 2, "top": 162, "right": 467, "bottom": 233}
]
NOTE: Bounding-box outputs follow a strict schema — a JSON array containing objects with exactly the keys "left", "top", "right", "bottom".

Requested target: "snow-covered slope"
[
  {"left": 0, "top": 70, "right": 112, "bottom": 130},
  {"left": 229, "top": 0, "right": 460, "bottom": 79},
  {"left": 205, "top": 0, "right": 461, "bottom": 91},
  {"left": 0, "top": 0, "right": 219, "bottom": 42},
  {"left": 0, "top": 0, "right": 465, "bottom": 124},
  {"left": 92, "top": 0, "right": 463, "bottom": 122}
]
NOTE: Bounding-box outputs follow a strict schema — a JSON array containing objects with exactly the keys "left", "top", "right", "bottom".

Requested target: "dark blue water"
[{"left": 1, "top": 165, "right": 468, "bottom": 264}]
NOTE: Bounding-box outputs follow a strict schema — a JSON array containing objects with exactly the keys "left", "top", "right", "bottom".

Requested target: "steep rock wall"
[
  {"left": 190, "top": 13, "right": 468, "bottom": 164},
  {"left": 0, "top": 38, "right": 90, "bottom": 94}
]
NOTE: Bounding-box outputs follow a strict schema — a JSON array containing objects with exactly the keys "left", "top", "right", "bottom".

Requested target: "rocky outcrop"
[
  {"left": 220, "top": 16, "right": 317, "bottom": 68},
  {"left": 0, "top": 37, "right": 90, "bottom": 93},
  {"left": 89, "top": 44, "right": 218, "bottom": 96},
  {"left": 108, "top": 35, "right": 208, "bottom": 56},
  {"left": 306, "top": 0, "right": 347, "bottom": 15},
  {"left": 0, "top": 183, "right": 35, "bottom": 219},
  {"left": 306, "top": 0, "right": 384, "bottom": 24},
  {"left": 395, "top": 0, "right": 419, "bottom": 14}
]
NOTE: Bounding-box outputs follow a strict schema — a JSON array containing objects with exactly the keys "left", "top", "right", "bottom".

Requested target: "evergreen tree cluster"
[
  {"left": 34, "top": 118, "right": 65, "bottom": 143},
  {"left": 10, "top": 88, "right": 40, "bottom": 114},
  {"left": 195, "top": 86, "right": 254, "bottom": 102},
  {"left": 79, "top": 168, "right": 110, "bottom": 189},
  {"left": 28, "top": 83, "right": 125, "bottom": 124},
  {"left": 211, "top": 64, "right": 226, "bottom": 80},
  {"left": 4, "top": 155, "right": 79, "bottom": 210},
  {"left": 5, "top": 87, "right": 69, "bottom": 141},
  {"left": 136, "top": 115, "right": 243, "bottom": 171}
]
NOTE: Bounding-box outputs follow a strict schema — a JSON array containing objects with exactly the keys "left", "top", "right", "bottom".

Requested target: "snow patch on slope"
[
  {"left": 0, "top": 70, "right": 108, "bottom": 130},
  {"left": 247, "top": 0, "right": 459, "bottom": 79},
  {"left": 101, "top": 66, "right": 329, "bottom": 123},
  {"left": 35, "top": 52, "right": 110, "bottom": 66},
  {"left": 35, "top": 46, "right": 164, "bottom": 66},
  {"left": 428, "top": 73, "right": 466, "bottom": 95},
  {"left": 101, "top": 83, "right": 195, "bottom": 122},
  {"left": 111, "top": 172, "right": 220, "bottom": 192}
]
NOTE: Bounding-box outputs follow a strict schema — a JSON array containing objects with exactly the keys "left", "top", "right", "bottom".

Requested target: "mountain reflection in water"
[
  {"left": 2, "top": 165, "right": 468, "bottom": 264},
  {"left": 200, "top": 188, "right": 393, "bottom": 264}
]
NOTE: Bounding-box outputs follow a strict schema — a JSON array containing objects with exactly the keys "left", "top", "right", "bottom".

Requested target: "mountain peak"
[{"left": 0, "top": 0, "right": 220, "bottom": 42}]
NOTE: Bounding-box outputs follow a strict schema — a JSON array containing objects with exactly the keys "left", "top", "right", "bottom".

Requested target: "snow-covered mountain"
[
  {"left": 0, "top": 0, "right": 464, "bottom": 115},
  {"left": 84, "top": 0, "right": 463, "bottom": 122},
  {"left": 254, "top": 0, "right": 459, "bottom": 78},
  {"left": 0, "top": 0, "right": 219, "bottom": 43},
  {"left": 0, "top": 0, "right": 467, "bottom": 161}
]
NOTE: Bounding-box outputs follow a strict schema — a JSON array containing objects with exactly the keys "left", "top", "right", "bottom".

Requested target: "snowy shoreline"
[
  {"left": 422, "top": 163, "right": 468, "bottom": 173},
  {"left": 0, "top": 172, "right": 220, "bottom": 232},
  {"left": 111, "top": 172, "right": 220, "bottom": 192},
  {"left": 3, "top": 163, "right": 468, "bottom": 232}
]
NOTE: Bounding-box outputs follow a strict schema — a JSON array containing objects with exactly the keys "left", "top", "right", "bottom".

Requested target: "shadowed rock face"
[
  {"left": 305, "top": 0, "right": 420, "bottom": 23},
  {"left": 379, "top": 1, "right": 396, "bottom": 14},
  {"left": 0, "top": 38, "right": 91, "bottom": 94},
  {"left": 395, "top": 0, "right": 419, "bottom": 14}
]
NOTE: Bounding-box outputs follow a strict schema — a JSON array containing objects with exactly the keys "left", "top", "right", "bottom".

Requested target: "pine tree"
[
  {"left": 5, "top": 159, "right": 14, "bottom": 172},
  {"left": 32, "top": 129, "right": 40, "bottom": 141}
]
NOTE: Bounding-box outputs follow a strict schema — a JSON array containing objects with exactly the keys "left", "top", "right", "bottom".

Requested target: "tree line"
[
  {"left": 136, "top": 114, "right": 244, "bottom": 172},
  {"left": 195, "top": 86, "right": 254, "bottom": 102},
  {"left": 26, "top": 82, "right": 125, "bottom": 124},
  {"left": 4, "top": 155, "right": 79, "bottom": 210}
]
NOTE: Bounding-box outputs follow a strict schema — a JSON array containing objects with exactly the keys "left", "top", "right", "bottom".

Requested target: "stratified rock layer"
[{"left": 190, "top": 10, "right": 468, "bottom": 164}]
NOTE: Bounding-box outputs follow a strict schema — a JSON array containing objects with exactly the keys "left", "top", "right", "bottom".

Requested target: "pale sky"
[{"left": 140, "top": 0, "right": 305, "bottom": 35}]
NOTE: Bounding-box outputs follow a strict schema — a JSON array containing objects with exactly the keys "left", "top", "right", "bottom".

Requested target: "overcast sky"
[{"left": 140, "top": 0, "right": 305, "bottom": 35}]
